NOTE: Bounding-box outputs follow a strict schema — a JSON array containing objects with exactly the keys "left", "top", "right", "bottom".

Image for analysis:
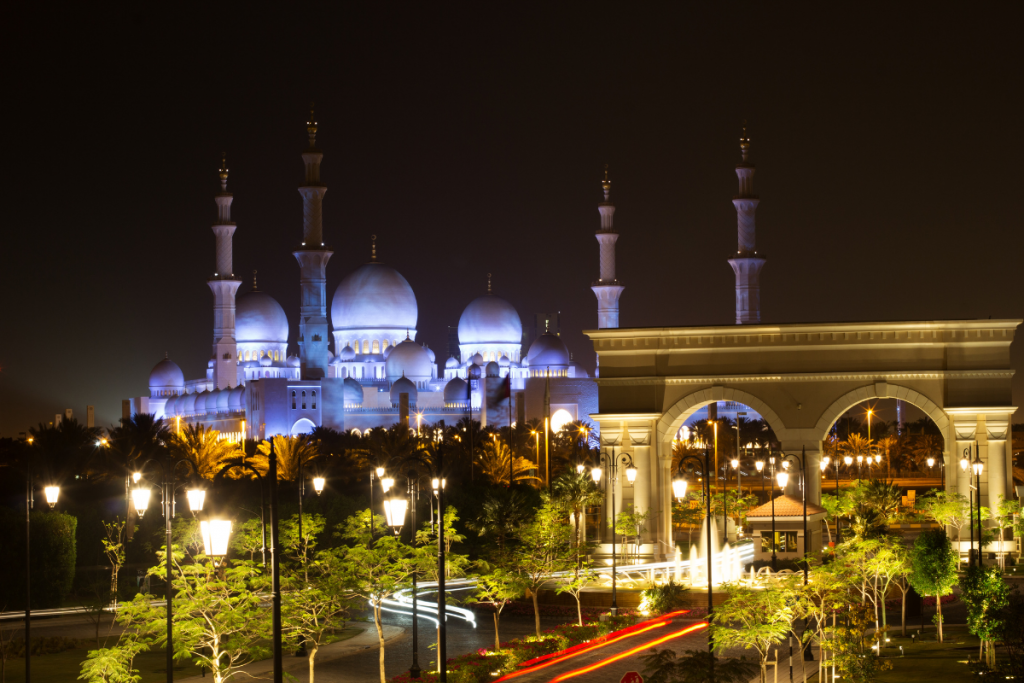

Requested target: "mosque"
[{"left": 130, "top": 113, "right": 601, "bottom": 440}]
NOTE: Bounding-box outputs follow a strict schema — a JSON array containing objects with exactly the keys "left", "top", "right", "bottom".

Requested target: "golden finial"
[
  {"left": 487, "top": 272, "right": 492, "bottom": 294},
  {"left": 252, "top": 269, "right": 258, "bottom": 290},
  {"left": 740, "top": 120, "right": 751, "bottom": 162},
  {"left": 371, "top": 235, "right": 377, "bottom": 261},
  {"left": 306, "top": 102, "right": 318, "bottom": 147},
  {"left": 218, "top": 152, "right": 229, "bottom": 191},
  {"left": 601, "top": 164, "right": 611, "bottom": 202}
]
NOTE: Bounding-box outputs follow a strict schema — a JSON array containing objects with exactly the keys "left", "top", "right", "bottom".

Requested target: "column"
[{"left": 658, "top": 441, "right": 674, "bottom": 560}]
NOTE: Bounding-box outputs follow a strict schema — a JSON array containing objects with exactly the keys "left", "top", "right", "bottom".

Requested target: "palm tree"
[
  {"left": 29, "top": 417, "right": 103, "bottom": 482},
  {"left": 167, "top": 423, "right": 242, "bottom": 479},
  {"left": 465, "top": 488, "right": 535, "bottom": 551},
  {"left": 841, "top": 434, "right": 872, "bottom": 477},
  {"left": 251, "top": 435, "right": 319, "bottom": 481},
  {"left": 104, "top": 413, "right": 171, "bottom": 477},
  {"left": 876, "top": 435, "right": 899, "bottom": 478},
  {"left": 910, "top": 434, "right": 945, "bottom": 473},
  {"left": 550, "top": 470, "right": 604, "bottom": 549},
  {"left": 478, "top": 440, "right": 541, "bottom": 486}
]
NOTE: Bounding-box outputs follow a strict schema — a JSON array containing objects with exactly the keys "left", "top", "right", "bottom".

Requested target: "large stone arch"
[
  {"left": 812, "top": 382, "right": 950, "bottom": 442},
  {"left": 657, "top": 386, "right": 788, "bottom": 445}
]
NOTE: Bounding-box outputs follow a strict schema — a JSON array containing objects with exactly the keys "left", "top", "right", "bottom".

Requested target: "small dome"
[
  {"left": 164, "top": 395, "right": 181, "bottom": 417},
  {"left": 470, "top": 352, "right": 484, "bottom": 365},
  {"left": 181, "top": 392, "right": 198, "bottom": 415},
  {"left": 287, "top": 355, "right": 301, "bottom": 368},
  {"left": 331, "top": 262, "right": 418, "bottom": 332},
  {"left": 236, "top": 290, "right": 289, "bottom": 344},
  {"left": 383, "top": 345, "right": 393, "bottom": 359},
  {"left": 229, "top": 386, "right": 245, "bottom": 411},
  {"left": 339, "top": 345, "right": 356, "bottom": 361},
  {"left": 526, "top": 333, "right": 570, "bottom": 368},
  {"left": 485, "top": 361, "right": 500, "bottom": 377},
  {"left": 216, "top": 388, "right": 230, "bottom": 413},
  {"left": 570, "top": 362, "right": 590, "bottom": 378},
  {"left": 423, "top": 344, "right": 436, "bottom": 362},
  {"left": 445, "top": 356, "right": 461, "bottom": 369},
  {"left": 468, "top": 364, "right": 482, "bottom": 379},
  {"left": 343, "top": 376, "right": 364, "bottom": 404},
  {"left": 149, "top": 357, "right": 185, "bottom": 391},
  {"left": 389, "top": 375, "right": 418, "bottom": 407},
  {"left": 444, "top": 377, "right": 469, "bottom": 403},
  {"left": 259, "top": 355, "right": 273, "bottom": 367},
  {"left": 193, "top": 391, "right": 209, "bottom": 414},
  {"left": 498, "top": 354, "right": 510, "bottom": 367},
  {"left": 458, "top": 294, "right": 522, "bottom": 345},
  {"left": 385, "top": 339, "right": 432, "bottom": 383},
  {"left": 509, "top": 360, "right": 521, "bottom": 369}
]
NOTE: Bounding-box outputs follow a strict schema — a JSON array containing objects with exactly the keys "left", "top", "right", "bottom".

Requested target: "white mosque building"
[{"left": 131, "top": 114, "right": 600, "bottom": 440}]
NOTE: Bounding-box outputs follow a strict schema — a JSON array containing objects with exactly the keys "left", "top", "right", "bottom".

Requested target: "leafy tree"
[
  {"left": 673, "top": 493, "right": 706, "bottom": 547},
  {"left": 919, "top": 491, "right": 971, "bottom": 567},
  {"left": 514, "top": 500, "right": 575, "bottom": 636},
  {"left": 473, "top": 560, "right": 525, "bottom": 649},
  {"left": 166, "top": 423, "right": 240, "bottom": 479},
  {"left": 822, "top": 601, "right": 892, "bottom": 683},
  {"left": 336, "top": 510, "right": 417, "bottom": 683},
  {"left": 415, "top": 506, "right": 470, "bottom": 580},
  {"left": 791, "top": 560, "right": 854, "bottom": 682},
  {"left": 907, "top": 529, "right": 958, "bottom": 643},
  {"left": 101, "top": 518, "right": 126, "bottom": 606},
  {"left": 282, "top": 513, "right": 326, "bottom": 582},
  {"left": 820, "top": 492, "right": 854, "bottom": 544},
  {"left": 29, "top": 416, "right": 104, "bottom": 481},
  {"left": 78, "top": 604, "right": 151, "bottom": 683},
  {"left": 550, "top": 470, "right": 604, "bottom": 550},
  {"left": 556, "top": 560, "right": 598, "bottom": 626},
  {"left": 961, "top": 564, "right": 1010, "bottom": 668},
  {"left": 853, "top": 479, "right": 903, "bottom": 525},
  {"left": 465, "top": 488, "right": 535, "bottom": 552},
  {"left": 709, "top": 584, "right": 793, "bottom": 683},
  {"left": 229, "top": 516, "right": 265, "bottom": 563},
  {"left": 640, "top": 648, "right": 757, "bottom": 683},
  {"left": 869, "top": 538, "right": 913, "bottom": 636},
  {"left": 615, "top": 504, "right": 651, "bottom": 563}
]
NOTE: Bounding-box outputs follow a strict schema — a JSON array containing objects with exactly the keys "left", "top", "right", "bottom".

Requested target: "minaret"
[
  {"left": 727, "top": 125, "right": 767, "bottom": 324},
  {"left": 293, "top": 107, "right": 333, "bottom": 379},
  {"left": 591, "top": 165, "right": 624, "bottom": 329},
  {"left": 207, "top": 154, "right": 242, "bottom": 389}
]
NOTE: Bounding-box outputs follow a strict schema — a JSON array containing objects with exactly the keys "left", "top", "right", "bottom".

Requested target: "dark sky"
[{"left": 3, "top": 4, "right": 1023, "bottom": 436}]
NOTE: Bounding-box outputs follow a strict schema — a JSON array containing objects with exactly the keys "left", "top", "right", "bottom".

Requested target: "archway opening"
[{"left": 290, "top": 418, "right": 316, "bottom": 435}]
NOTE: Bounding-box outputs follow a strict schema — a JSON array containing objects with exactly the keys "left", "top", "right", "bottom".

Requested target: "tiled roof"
[{"left": 747, "top": 495, "right": 826, "bottom": 517}]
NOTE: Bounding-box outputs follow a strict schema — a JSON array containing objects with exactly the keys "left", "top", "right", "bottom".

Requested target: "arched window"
[
  {"left": 382, "top": 340, "right": 389, "bottom": 353},
  {"left": 301, "top": 390, "right": 307, "bottom": 409},
  {"left": 393, "top": 339, "right": 398, "bottom": 349},
  {"left": 363, "top": 340, "right": 370, "bottom": 354},
  {"left": 291, "top": 390, "right": 296, "bottom": 409},
  {"left": 372, "top": 340, "right": 380, "bottom": 354},
  {"left": 259, "top": 349, "right": 265, "bottom": 359},
  {"left": 273, "top": 350, "right": 279, "bottom": 361},
  {"left": 311, "top": 390, "right": 317, "bottom": 409},
  {"left": 238, "top": 351, "right": 243, "bottom": 361},
  {"left": 360, "top": 366, "right": 365, "bottom": 379}
]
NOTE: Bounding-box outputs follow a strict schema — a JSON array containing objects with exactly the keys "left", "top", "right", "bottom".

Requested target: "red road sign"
[{"left": 620, "top": 673, "right": 643, "bottom": 683}]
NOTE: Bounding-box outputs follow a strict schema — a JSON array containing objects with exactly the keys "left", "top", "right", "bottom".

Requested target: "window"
[
  {"left": 363, "top": 340, "right": 370, "bottom": 354},
  {"left": 274, "top": 350, "right": 279, "bottom": 361},
  {"left": 238, "top": 351, "right": 243, "bottom": 361},
  {"left": 761, "top": 532, "right": 799, "bottom": 553},
  {"left": 311, "top": 390, "right": 317, "bottom": 409},
  {"left": 301, "top": 390, "right": 307, "bottom": 409},
  {"left": 382, "top": 340, "right": 389, "bottom": 353},
  {"left": 372, "top": 340, "right": 380, "bottom": 354},
  {"left": 259, "top": 349, "right": 264, "bottom": 359},
  {"left": 291, "top": 390, "right": 296, "bottom": 409}
]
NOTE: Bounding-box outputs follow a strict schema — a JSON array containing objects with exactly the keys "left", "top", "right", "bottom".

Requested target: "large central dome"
[
  {"left": 236, "top": 291, "right": 289, "bottom": 343},
  {"left": 331, "top": 263, "right": 418, "bottom": 331},
  {"left": 458, "top": 294, "right": 522, "bottom": 345}
]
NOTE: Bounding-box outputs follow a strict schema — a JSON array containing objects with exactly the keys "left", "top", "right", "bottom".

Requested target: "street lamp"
[
  {"left": 972, "top": 446, "right": 984, "bottom": 567},
  {"left": 131, "top": 487, "right": 152, "bottom": 518},
  {"left": 672, "top": 449, "right": 715, "bottom": 680},
  {"left": 186, "top": 488, "right": 206, "bottom": 515},
  {"left": 370, "top": 466, "right": 386, "bottom": 538},
  {"left": 592, "top": 448, "right": 637, "bottom": 616},
  {"left": 313, "top": 476, "right": 326, "bottom": 495},
  {"left": 23, "top": 436, "right": 59, "bottom": 683},
  {"left": 200, "top": 520, "right": 232, "bottom": 566}
]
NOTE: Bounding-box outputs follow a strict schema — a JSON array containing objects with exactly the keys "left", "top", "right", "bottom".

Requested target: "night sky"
[{"left": 3, "top": 4, "right": 1023, "bottom": 436}]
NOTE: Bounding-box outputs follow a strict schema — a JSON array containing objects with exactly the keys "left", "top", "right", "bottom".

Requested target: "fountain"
[{"left": 686, "top": 516, "right": 745, "bottom": 588}]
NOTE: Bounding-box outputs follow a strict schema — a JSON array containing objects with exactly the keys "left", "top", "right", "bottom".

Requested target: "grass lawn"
[
  {"left": 1, "top": 626, "right": 363, "bottom": 682},
  {"left": 805, "top": 625, "right": 985, "bottom": 682}
]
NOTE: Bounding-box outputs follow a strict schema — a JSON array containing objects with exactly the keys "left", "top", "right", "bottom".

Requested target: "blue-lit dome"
[
  {"left": 445, "top": 356, "right": 461, "bottom": 369},
  {"left": 485, "top": 361, "right": 500, "bottom": 377},
  {"left": 344, "top": 377, "right": 364, "bottom": 404},
  {"left": 149, "top": 357, "right": 185, "bottom": 392},
  {"left": 526, "top": 333, "right": 570, "bottom": 367},
  {"left": 390, "top": 376, "right": 418, "bottom": 406},
  {"left": 444, "top": 377, "right": 469, "bottom": 403},
  {"left": 458, "top": 294, "right": 522, "bottom": 345},
  {"left": 229, "top": 386, "right": 245, "bottom": 411},
  {"left": 339, "top": 345, "right": 356, "bottom": 361},
  {"left": 331, "top": 263, "right": 418, "bottom": 331},
  {"left": 385, "top": 339, "right": 432, "bottom": 383},
  {"left": 236, "top": 290, "right": 289, "bottom": 344}
]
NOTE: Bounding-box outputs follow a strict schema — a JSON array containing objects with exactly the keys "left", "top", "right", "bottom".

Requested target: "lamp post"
[
  {"left": 971, "top": 444, "right": 984, "bottom": 567},
  {"left": 131, "top": 456, "right": 206, "bottom": 683},
  {"left": 960, "top": 448, "right": 976, "bottom": 567},
  {"left": 591, "top": 448, "right": 636, "bottom": 616},
  {"left": 370, "top": 466, "right": 386, "bottom": 538},
  {"left": 23, "top": 435, "right": 60, "bottom": 683},
  {"left": 779, "top": 450, "right": 809, "bottom": 584},
  {"left": 672, "top": 449, "right": 715, "bottom": 681}
]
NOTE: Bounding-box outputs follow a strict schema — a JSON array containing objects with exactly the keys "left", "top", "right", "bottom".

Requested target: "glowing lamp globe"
[
  {"left": 131, "top": 487, "right": 152, "bottom": 518},
  {"left": 375, "top": 467, "right": 386, "bottom": 478},
  {"left": 844, "top": 456, "right": 853, "bottom": 466},
  {"left": 431, "top": 477, "right": 440, "bottom": 492},
  {"left": 200, "top": 520, "right": 232, "bottom": 565},
  {"left": 972, "top": 459, "right": 983, "bottom": 476},
  {"left": 591, "top": 467, "right": 602, "bottom": 484},
  {"left": 381, "top": 477, "right": 395, "bottom": 493},
  {"left": 44, "top": 486, "right": 60, "bottom": 508},
  {"left": 625, "top": 466, "right": 638, "bottom": 483},
  {"left": 730, "top": 458, "right": 739, "bottom": 469},
  {"left": 776, "top": 471, "right": 790, "bottom": 488},
  {"left": 822, "top": 456, "right": 831, "bottom": 467},
  {"left": 960, "top": 456, "right": 970, "bottom": 472},
  {"left": 856, "top": 455, "right": 864, "bottom": 464},
  {"left": 927, "top": 457, "right": 935, "bottom": 468},
  {"left": 576, "top": 464, "right": 585, "bottom": 474},
  {"left": 313, "top": 477, "right": 325, "bottom": 495},
  {"left": 132, "top": 472, "right": 142, "bottom": 484},
  {"left": 383, "top": 497, "right": 408, "bottom": 530},
  {"left": 874, "top": 454, "right": 882, "bottom": 464},
  {"left": 755, "top": 461, "right": 764, "bottom": 472},
  {"left": 186, "top": 488, "right": 206, "bottom": 514},
  {"left": 672, "top": 478, "right": 688, "bottom": 500}
]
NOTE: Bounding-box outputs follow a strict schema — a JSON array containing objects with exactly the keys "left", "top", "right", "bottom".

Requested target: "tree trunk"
[
  {"left": 901, "top": 588, "right": 907, "bottom": 636},
  {"left": 494, "top": 611, "right": 501, "bottom": 650},
  {"left": 531, "top": 588, "right": 541, "bottom": 637},
  {"left": 936, "top": 594, "right": 943, "bottom": 643},
  {"left": 576, "top": 595, "right": 583, "bottom": 627},
  {"left": 309, "top": 644, "right": 318, "bottom": 683},
  {"left": 375, "top": 604, "right": 386, "bottom": 683},
  {"left": 760, "top": 654, "right": 768, "bottom": 683}
]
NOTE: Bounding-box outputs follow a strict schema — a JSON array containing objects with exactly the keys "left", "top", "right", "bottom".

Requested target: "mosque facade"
[{"left": 130, "top": 114, "right": 601, "bottom": 440}]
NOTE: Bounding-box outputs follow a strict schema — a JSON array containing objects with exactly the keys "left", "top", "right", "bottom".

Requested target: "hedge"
[{"left": 0, "top": 508, "right": 77, "bottom": 610}]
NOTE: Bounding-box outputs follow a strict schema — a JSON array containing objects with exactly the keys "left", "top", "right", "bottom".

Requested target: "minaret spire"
[
  {"left": 294, "top": 105, "right": 334, "bottom": 379},
  {"left": 208, "top": 153, "right": 242, "bottom": 389},
  {"left": 591, "top": 164, "right": 624, "bottom": 329},
  {"left": 487, "top": 272, "right": 492, "bottom": 294},
  {"left": 727, "top": 123, "right": 767, "bottom": 324}
]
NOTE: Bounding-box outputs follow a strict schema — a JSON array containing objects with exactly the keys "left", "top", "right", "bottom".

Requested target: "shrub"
[
  {"left": 0, "top": 508, "right": 77, "bottom": 609},
  {"left": 640, "top": 580, "right": 689, "bottom": 615}
]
